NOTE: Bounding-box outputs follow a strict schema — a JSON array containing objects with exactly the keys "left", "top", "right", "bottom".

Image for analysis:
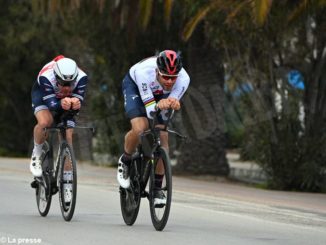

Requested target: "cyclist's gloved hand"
[
  {"left": 157, "top": 98, "right": 171, "bottom": 110},
  {"left": 71, "top": 97, "right": 81, "bottom": 110},
  {"left": 61, "top": 97, "right": 72, "bottom": 110},
  {"left": 168, "top": 97, "right": 180, "bottom": 110}
]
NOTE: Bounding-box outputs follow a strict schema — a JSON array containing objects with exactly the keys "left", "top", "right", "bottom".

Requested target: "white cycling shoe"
[
  {"left": 153, "top": 190, "right": 167, "bottom": 208},
  {"left": 117, "top": 155, "right": 130, "bottom": 189},
  {"left": 30, "top": 154, "right": 42, "bottom": 177}
]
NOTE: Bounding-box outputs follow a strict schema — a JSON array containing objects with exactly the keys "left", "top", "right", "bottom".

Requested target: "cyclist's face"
[
  {"left": 156, "top": 69, "right": 178, "bottom": 91},
  {"left": 57, "top": 84, "right": 73, "bottom": 97}
]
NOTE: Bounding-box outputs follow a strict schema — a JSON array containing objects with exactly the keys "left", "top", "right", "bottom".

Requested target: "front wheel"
[
  {"left": 58, "top": 143, "right": 77, "bottom": 221},
  {"left": 149, "top": 147, "right": 172, "bottom": 231}
]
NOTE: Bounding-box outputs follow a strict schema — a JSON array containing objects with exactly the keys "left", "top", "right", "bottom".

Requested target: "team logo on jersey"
[
  {"left": 152, "top": 85, "right": 160, "bottom": 90},
  {"left": 142, "top": 83, "right": 147, "bottom": 91},
  {"left": 150, "top": 81, "right": 161, "bottom": 91},
  {"left": 131, "top": 95, "right": 139, "bottom": 100}
]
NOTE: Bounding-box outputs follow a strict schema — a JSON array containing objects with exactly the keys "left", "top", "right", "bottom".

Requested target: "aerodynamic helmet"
[
  {"left": 53, "top": 57, "right": 78, "bottom": 86},
  {"left": 156, "top": 50, "right": 182, "bottom": 75}
]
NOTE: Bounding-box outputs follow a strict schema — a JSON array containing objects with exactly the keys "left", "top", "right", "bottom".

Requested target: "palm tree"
[
  {"left": 174, "top": 0, "right": 275, "bottom": 175},
  {"left": 180, "top": 0, "right": 326, "bottom": 189}
]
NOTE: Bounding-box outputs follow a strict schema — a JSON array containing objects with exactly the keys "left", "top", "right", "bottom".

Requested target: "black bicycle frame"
[
  {"left": 133, "top": 109, "right": 179, "bottom": 197},
  {"left": 45, "top": 111, "right": 92, "bottom": 181}
]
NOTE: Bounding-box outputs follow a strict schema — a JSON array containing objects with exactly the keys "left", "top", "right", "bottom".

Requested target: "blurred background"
[{"left": 0, "top": 0, "right": 326, "bottom": 192}]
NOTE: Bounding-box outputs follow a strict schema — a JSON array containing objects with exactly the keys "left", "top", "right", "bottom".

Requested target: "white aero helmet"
[{"left": 53, "top": 57, "right": 78, "bottom": 86}]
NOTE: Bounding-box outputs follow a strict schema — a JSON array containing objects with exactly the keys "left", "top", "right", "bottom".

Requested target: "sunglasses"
[
  {"left": 56, "top": 75, "right": 74, "bottom": 87},
  {"left": 158, "top": 70, "right": 178, "bottom": 81}
]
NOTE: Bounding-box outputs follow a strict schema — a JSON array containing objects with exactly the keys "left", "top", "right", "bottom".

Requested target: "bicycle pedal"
[
  {"left": 51, "top": 186, "right": 59, "bottom": 195},
  {"left": 154, "top": 203, "right": 165, "bottom": 208},
  {"left": 30, "top": 180, "right": 38, "bottom": 189}
]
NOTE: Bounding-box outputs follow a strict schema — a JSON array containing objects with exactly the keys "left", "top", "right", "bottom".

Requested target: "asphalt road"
[{"left": 0, "top": 157, "right": 326, "bottom": 245}]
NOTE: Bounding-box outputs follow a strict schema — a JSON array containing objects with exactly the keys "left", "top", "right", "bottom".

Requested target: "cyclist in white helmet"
[{"left": 30, "top": 55, "right": 88, "bottom": 177}]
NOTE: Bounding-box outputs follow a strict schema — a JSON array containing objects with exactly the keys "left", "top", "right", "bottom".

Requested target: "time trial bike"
[
  {"left": 31, "top": 110, "right": 94, "bottom": 221},
  {"left": 119, "top": 109, "right": 186, "bottom": 231}
]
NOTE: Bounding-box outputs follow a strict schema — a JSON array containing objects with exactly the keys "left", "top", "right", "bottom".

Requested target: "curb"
[{"left": 227, "top": 152, "right": 267, "bottom": 184}]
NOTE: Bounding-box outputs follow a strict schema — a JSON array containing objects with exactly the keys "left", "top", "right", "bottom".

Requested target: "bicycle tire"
[
  {"left": 120, "top": 158, "right": 141, "bottom": 225},
  {"left": 36, "top": 174, "right": 52, "bottom": 216},
  {"left": 149, "top": 147, "right": 172, "bottom": 231},
  {"left": 36, "top": 143, "right": 52, "bottom": 217},
  {"left": 58, "top": 143, "right": 77, "bottom": 221}
]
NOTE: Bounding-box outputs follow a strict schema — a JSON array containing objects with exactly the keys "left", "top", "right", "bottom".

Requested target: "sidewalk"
[{"left": 227, "top": 152, "right": 267, "bottom": 184}]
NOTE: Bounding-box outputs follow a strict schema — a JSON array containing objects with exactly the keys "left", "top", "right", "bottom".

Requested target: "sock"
[
  {"left": 33, "top": 141, "right": 44, "bottom": 157},
  {"left": 155, "top": 174, "right": 164, "bottom": 189}
]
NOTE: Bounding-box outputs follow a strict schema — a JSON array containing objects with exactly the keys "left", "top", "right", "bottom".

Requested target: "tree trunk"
[{"left": 174, "top": 26, "right": 229, "bottom": 176}]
